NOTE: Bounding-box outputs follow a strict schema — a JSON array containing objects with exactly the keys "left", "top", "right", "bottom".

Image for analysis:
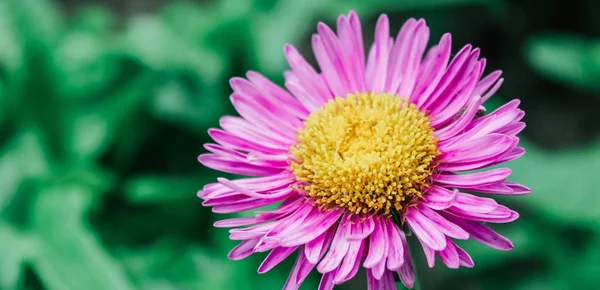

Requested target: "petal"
[
  {"left": 258, "top": 246, "right": 298, "bottom": 273},
  {"left": 367, "top": 269, "right": 395, "bottom": 290},
  {"left": 364, "top": 218, "right": 389, "bottom": 267},
  {"left": 317, "top": 216, "right": 352, "bottom": 273},
  {"left": 437, "top": 238, "right": 460, "bottom": 269},
  {"left": 305, "top": 227, "right": 336, "bottom": 264},
  {"left": 385, "top": 219, "right": 405, "bottom": 270},
  {"left": 452, "top": 192, "right": 499, "bottom": 214},
  {"left": 423, "top": 186, "right": 457, "bottom": 210},
  {"left": 214, "top": 217, "right": 258, "bottom": 228},
  {"left": 397, "top": 231, "right": 415, "bottom": 289},
  {"left": 318, "top": 271, "right": 336, "bottom": 290},
  {"left": 366, "top": 14, "right": 390, "bottom": 93},
  {"left": 283, "top": 250, "right": 314, "bottom": 290},
  {"left": 418, "top": 205, "right": 469, "bottom": 240},
  {"left": 405, "top": 209, "right": 447, "bottom": 250},
  {"left": 443, "top": 213, "right": 514, "bottom": 250},
  {"left": 228, "top": 239, "right": 260, "bottom": 260},
  {"left": 435, "top": 168, "right": 512, "bottom": 188}
]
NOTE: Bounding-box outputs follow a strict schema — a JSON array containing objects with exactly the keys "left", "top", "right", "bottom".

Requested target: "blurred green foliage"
[{"left": 0, "top": 0, "right": 599, "bottom": 289}]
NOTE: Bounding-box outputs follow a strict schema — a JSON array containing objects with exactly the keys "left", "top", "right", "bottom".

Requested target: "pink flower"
[{"left": 199, "top": 11, "right": 529, "bottom": 290}]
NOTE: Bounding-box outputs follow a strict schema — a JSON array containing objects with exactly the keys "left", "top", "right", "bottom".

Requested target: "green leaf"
[
  {"left": 0, "top": 223, "right": 32, "bottom": 290},
  {"left": 119, "top": 16, "right": 226, "bottom": 84},
  {"left": 124, "top": 174, "right": 217, "bottom": 204},
  {"left": 509, "top": 140, "right": 600, "bottom": 224},
  {"left": 525, "top": 34, "right": 600, "bottom": 91},
  {"left": 31, "top": 184, "right": 136, "bottom": 290},
  {"left": 0, "top": 128, "right": 50, "bottom": 212}
]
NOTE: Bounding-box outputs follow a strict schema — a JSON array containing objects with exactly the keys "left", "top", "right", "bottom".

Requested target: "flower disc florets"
[{"left": 291, "top": 92, "right": 440, "bottom": 215}]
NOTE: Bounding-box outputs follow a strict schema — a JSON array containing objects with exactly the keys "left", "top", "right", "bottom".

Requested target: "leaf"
[
  {"left": 0, "top": 223, "right": 32, "bottom": 290},
  {"left": 525, "top": 34, "right": 600, "bottom": 91},
  {"left": 0, "top": 128, "right": 50, "bottom": 212},
  {"left": 31, "top": 184, "right": 136, "bottom": 290},
  {"left": 508, "top": 140, "right": 600, "bottom": 224},
  {"left": 124, "top": 174, "right": 218, "bottom": 204},
  {"left": 119, "top": 16, "right": 226, "bottom": 84}
]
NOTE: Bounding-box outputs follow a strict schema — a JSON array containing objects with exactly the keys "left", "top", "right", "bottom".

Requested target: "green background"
[{"left": 0, "top": 0, "right": 599, "bottom": 289}]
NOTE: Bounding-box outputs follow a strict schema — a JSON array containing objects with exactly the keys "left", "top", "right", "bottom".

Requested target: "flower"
[{"left": 198, "top": 11, "right": 529, "bottom": 290}]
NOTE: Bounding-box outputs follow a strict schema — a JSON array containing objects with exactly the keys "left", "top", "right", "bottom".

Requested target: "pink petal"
[
  {"left": 452, "top": 192, "right": 499, "bottom": 214},
  {"left": 317, "top": 216, "right": 352, "bottom": 273},
  {"left": 418, "top": 205, "right": 469, "bottom": 240},
  {"left": 437, "top": 238, "right": 460, "bottom": 269},
  {"left": 246, "top": 71, "right": 310, "bottom": 119},
  {"left": 385, "top": 219, "right": 405, "bottom": 271},
  {"left": 364, "top": 218, "right": 389, "bottom": 267},
  {"left": 435, "top": 168, "right": 512, "bottom": 188},
  {"left": 405, "top": 209, "right": 447, "bottom": 251},
  {"left": 258, "top": 246, "right": 298, "bottom": 273},
  {"left": 397, "top": 230, "right": 415, "bottom": 289},
  {"left": 305, "top": 227, "right": 335, "bottom": 264},
  {"left": 443, "top": 213, "right": 514, "bottom": 250},
  {"left": 455, "top": 243, "right": 474, "bottom": 267},
  {"left": 228, "top": 239, "right": 260, "bottom": 260},
  {"left": 318, "top": 271, "right": 336, "bottom": 290},
  {"left": 411, "top": 33, "right": 452, "bottom": 106},
  {"left": 214, "top": 217, "right": 258, "bottom": 228},
  {"left": 367, "top": 14, "right": 390, "bottom": 93},
  {"left": 423, "top": 186, "right": 457, "bottom": 210}
]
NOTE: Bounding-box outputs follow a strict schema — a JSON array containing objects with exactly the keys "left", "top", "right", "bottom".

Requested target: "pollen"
[{"left": 290, "top": 92, "right": 440, "bottom": 216}]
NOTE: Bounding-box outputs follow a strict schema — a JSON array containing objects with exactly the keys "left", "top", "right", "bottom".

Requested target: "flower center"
[{"left": 290, "top": 92, "right": 440, "bottom": 215}]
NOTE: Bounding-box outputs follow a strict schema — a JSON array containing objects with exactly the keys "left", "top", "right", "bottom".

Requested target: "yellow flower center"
[{"left": 290, "top": 92, "right": 440, "bottom": 215}]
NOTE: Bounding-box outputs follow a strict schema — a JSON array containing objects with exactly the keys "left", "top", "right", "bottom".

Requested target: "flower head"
[{"left": 199, "top": 11, "right": 529, "bottom": 290}]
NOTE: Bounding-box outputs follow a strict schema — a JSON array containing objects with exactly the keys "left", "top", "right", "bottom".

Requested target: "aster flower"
[{"left": 198, "top": 11, "right": 529, "bottom": 290}]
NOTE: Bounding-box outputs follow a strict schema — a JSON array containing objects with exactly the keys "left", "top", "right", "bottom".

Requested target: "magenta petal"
[
  {"left": 418, "top": 205, "right": 469, "bottom": 240},
  {"left": 258, "top": 246, "right": 298, "bottom": 273},
  {"left": 305, "top": 227, "right": 335, "bottom": 264},
  {"left": 447, "top": 205, "right": 519, "bottom": 223},
  {"left": 453, "top": 192, "right": 499, "bottom": 214},
  {"left": 279, "top": 210, "right": 342, "bottom": 247},
  {"left": 423, "top": 186, "right": 457, "bottom": 210},
  {"left": 505, "top": 182, "right": 532, "bottom": 195},
  {"left": 443, "top": 213, "right": 514, "bottom": 250},
  {"left": 435, "top": 168, "right": 512, "bottom": 188},
  {"left": 363, "top": 218, "right": 389, "bottom": 268},
  {"left": 334, "top": 239, "right": 364, "bottom": 284},
  {"left": 385, "top": 219, "right": 405, "bottom": 271},
  {"left": 199, "top": 153, "right": 284, "bottom": 176},
  {"left": 406, "top": 209, "right": 447, "bottom": 251},
  {"left": 283, "top": 250, "right": 313, "bottom": 290},
  {"left": 318, "top": 271, "right": 336, "bottom": 290},
  {"left": 437, "top": 238, "right": 460, "bottom": 269},
  {"left": 439, "top": 133, "right": 515, "bottom": 165},
  {"left": 367, "top": 269, "right": 395, "bottom": 290},
  {"left": 228, "top": 239, "right": 260, "bottom": 260},
  {"left": 397, "top": 231, "right": 415, "bottom": 289},
  {"left": 417, "top": 237, "right": 436, "bottom": 268},
  {"left": 455, "top": 243, "right": 475, "bottom": 267},
  {"left": 214, "top": 217, "right": 257, "bottom": 228},
  {"left": 347, "top": 216, "right": 375, "bottom": 240},
  {"left": 317, "top": 218, "right": 351, "bottom": 273}
]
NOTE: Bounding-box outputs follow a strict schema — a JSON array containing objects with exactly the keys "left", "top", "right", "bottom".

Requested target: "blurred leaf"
[
  {"left": 510, "top": 140, "right": 600, "bottom": 224},
  {"left": 526, "top": 34, "right": 600, "bottom": 91},
  {"left": 0, "top": 223, "right": 32, "bottom": 290},
  {"left": 0, "top": 128, "right": 50, "bottom": 212},
  {"left": 62, "top": 72, "right": 155, "bottom": 162},
  {"left": 53, "top": 30, "right": 119, "bottom": 101},
  {"left": 119, "top": 16, "right": 226, "bottom": 84},
  {"left": 124, "top": 174, "right": 215, "bottom": 204},
  {"left": 31, "top": 184, "right": 136, "bottom": 290},
  {"left": 150, "top": 79, "right": 227, "bottom": 133}
]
